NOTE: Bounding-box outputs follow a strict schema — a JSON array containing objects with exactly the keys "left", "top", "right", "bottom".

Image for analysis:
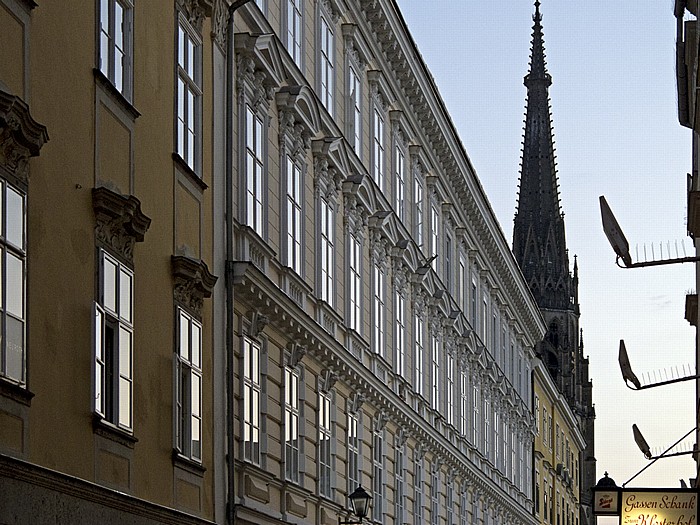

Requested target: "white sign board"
[{"left": 621, "top": 491, "right": 697, "bottom": 525}]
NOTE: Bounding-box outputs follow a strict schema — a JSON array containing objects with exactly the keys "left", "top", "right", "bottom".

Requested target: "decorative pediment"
[
  {"left": 93, "top": 186, "right": 151, "bottom": 263},
  {"left": 0, "top": 90, "right": 49, "bottom": 185},
  {"left": 276, "top": 85, "right": 321, "bottom": 140},
  {"left": 235, "top": 32, "right": 285, "bottom": 88},
  {"left": 342, "top": 23, "right": 373, "bottom": 67},
  {"left": 171, "top": 254, "right": 218, "bottom": 316},
  {"left": 367, "top": 70, "right": 395, "bottom": 112}
]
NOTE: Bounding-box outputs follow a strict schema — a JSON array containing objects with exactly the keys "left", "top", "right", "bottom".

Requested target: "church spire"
[{"left": 513, "top": 0, "right": 572, "bottom": 311}]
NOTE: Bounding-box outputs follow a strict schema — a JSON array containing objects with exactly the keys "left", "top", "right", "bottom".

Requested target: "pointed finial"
[{"left": 534, "top": 0, "right": 542, "bottom": 22}]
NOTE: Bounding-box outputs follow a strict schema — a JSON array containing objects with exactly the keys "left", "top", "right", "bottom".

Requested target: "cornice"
[{"left": 171, "top": 255, "right": 218, "bottom": 317}]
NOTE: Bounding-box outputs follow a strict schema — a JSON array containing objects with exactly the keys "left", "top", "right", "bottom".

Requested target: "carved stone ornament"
[
  {"left": 313, "top": 156, "right": 342, "bottom": 202},
  {"left": 373, "top": 410, "right": 387, "bottom": 432},
  {"left": 343, "top": 195, "right": 368, "bottom": 238},
  {"left": 93, "top": 186, "right": 151, "bottom": 263},
  {"left": 412, "top": 287, "right": 428, "bottom": 317},
  {"left": 177, "top": 0, "right": 212, "bottom": 32},
  {"left": 369, "top": 230, "right": 389, "bottom": 266},
  {"left": 319, "top": 368, "right": 338, "bottom": 393},
  {"left": 171, "top": 255, "right": 218, "bottom": 316},
  {"left": 392, "top": 261, "right": 409, "bottom": 295},
  {"left": 212, "top": 0, "right": 230, "bottom": 49},
  {"left": 287, "top": 342, "right": 307, "bottom": 368},
  {"left": 279, "top": 109, "right": 311, "bottom": 157},
  {"left": 395, "top": 427, "right": 408, "bottom": 448},
  {"left": 0, "top": 90, "right": 49, "bottom": 185},
  {"left": 348, "top": 392, "right": 365, "bottom": 414},
  {"left": 248, "top": 310, "right": 269, "bottom": 338},
  {"left": 236, "top": 54, "right": 274, "bottom": 110}
]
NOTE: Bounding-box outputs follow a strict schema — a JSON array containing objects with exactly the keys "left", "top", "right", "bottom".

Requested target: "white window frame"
[
  {"left": 372, "top": 425, "right": 384, "bottom": 523},
  {"left": 430, "top": 204, "right": 439, "bottom": 270},
  {"left": 244, "top": 105, "right": 266, "bottom": 236},
  {"left": 460, "top": 369, "right": 469, "bottom": 436},
  {"left": 431, "top": 335, "right": 440, "bottom": 411},
  {"left": 394, "top": 143, "right": 406, "bottom": 221},
  {"left": 243, "top": 336, "right": 262, "bottom": 465},
  {"left": 176, "top": 15, "right": 202, "bottom": 173},
  {"left": 98, "top": 0, "right": 133, "bottom": 99},
  {"left": 347, "top": 63, "right": 362, "bottom": 155},
  {"left": 347, "top": 411, "right": 361, "bottom": 493},
  {"left": 395, "top": 440, "right": 406, "bottom": 524},
  {"left": 175, "top": 308, "right": 202, "bottom": 461},
  {"left": 284, "top": 365, "right": 301, "bottom": 482},
  {"left": 430, "top": 466, "right": 439, "bottom": 525},
  {"left": 285, "top": 156, "right": 303, "bottom": 274},
  {"left": 458, "top": 253, "right": 467, "bottom": 313},
  {"left": 394, "top": 291, "right": 405, "bottom": 376},
  {"left": 372, "top": 264, "right": 385, "bottom": 356},
  {"left": 348, "top": 234, "right": 362, "bottom": 333},
  {"left": 372, "top": 106, "right": 385, "bottom": 191},
  {"left": 444, "top": 233, "right": 452, "bottom": 291},
  {"left": 414, "top": 316, "right": 424, "bottom": 396},
  {"left": 446, "top": 352, "right": 454, "bottom": 426},
  {"left": 318, "top": 389, "right": 333, "bottom": 498},
  {"left": 414, "top": 177, "right": 423, "bottom": 247},
  {"left": 484, "top": 399, "right": 490, "bottom": 457},
  {"left": 319, "top": 197, "right": 335, "bottom": 306},
  {"left": 285, "top": 0, "right": 303, "bottom": 66},
  {"left": 414, "top": 451, "right": 424, "bottom": 522},
  {"left": 318, "top": 9, "right": 335, "bottom": 116},
  {"left": 94, "top": 249, "right": 133, "bottom": 431},
  {"left": 1, "top": 182, "right": 26, "bottom": 385},
  {"left": 472, "top": 385, "right": 479, "bottom": 446}
]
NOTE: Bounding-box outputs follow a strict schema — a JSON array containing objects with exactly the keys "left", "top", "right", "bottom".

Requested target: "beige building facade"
[{"left": 0, "top": 0, "right": 547, "bottom": 524}]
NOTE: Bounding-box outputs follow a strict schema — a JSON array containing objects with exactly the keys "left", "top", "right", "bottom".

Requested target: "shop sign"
[{"left": 621, "top": 491, "right": 697, "bottom": 525}]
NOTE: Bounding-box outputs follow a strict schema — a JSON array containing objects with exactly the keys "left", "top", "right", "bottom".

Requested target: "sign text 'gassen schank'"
[{"left": 622, "top": 492, "right": 698, "bottom": 525}]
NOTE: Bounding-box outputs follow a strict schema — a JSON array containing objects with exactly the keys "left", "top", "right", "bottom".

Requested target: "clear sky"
[{"left": 395, "top": 0, "right": 697, "bottom": 488}]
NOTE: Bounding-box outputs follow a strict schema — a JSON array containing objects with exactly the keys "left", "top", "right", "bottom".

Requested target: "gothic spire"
[{"left": 513, "top": 0, "right": 572, "bottom": 311}]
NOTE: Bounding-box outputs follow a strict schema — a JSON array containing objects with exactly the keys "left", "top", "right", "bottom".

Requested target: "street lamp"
[{"left": 340, "top": 486, "right": 372, "bottom": 524}]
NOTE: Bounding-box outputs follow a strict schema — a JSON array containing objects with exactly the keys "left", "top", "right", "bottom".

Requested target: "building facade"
[
  {"left": 511, "top": 3, "right": 596, "bottom": 524},
  {"left": 0, "top": 0, "right": 547, "bottom": 524}
]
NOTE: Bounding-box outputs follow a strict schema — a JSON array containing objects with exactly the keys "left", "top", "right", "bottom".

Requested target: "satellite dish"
[
  {"left": 633, "top": 424, "right": 652, "bottom": 459},
  {"left": 600, "top": 196, "right": 633, "bottom": 267},
  {"left": 618, "top": 340, "right": 641, "bottom": 389}
]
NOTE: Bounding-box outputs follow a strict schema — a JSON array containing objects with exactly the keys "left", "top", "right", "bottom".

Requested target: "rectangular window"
[
  {"left": 472, "top": 386, "right": 479, "bottom": 445},
  {"left": 460, "top": 369, "right": 469, "bottom": 435},
  {"left": 348, "top": 65, "right": 362, "bottom": 154},
  {"left": 484, "top": 399, "right": 490, "bottom": 457},
  {"left": 243, "top": 336, "right": 261, "bottom": 464},
  {"left": 94, "top": 249, "right": 133, "bottom": 430},
  {"left": 544, "top": 480, "right": 549, "bottom": 520},
  {"left": 285, "top": 366, "right": 300, "bottom": 482},
  {"left": 395, "top": 443, "right": 405, "bottom": 524},
  {"left": 414, "top": 317, "right": 424, "bottom": 396},
  {"left": 431, "top": 336, "right": 440, "bottom": 411},
  {"left": 446, "top": 476, "right": 454, "bottom": 525},
  {"left": 430, "top": 205, "right": 439, "bottom": 269},
  {"left": 414, "top": 178, "right": 423, "bottom": 247},
  {"left": 446, "top": 352, "right": 454, "bottom": 426},
  {"left": 245, "top": 106, "right": 265, "bottom": 235},
  {"left": 318, "top": 391, "right": 332, "bottom": 497},
  {"left": 372, "top": 108, "right": 385, "bottom": 191},
  {"left": 482, "top": 295, "right": 488, "bottom": 340},
  {"left": 286, "top": 156, "right": 302, "bottom": 273},
  {"left": 348, "top": 234, "right": 362, "bottom": 333},
  {"left": 414, "top": 452, "right": 424, "bottom": 522},
  {"left": 503, "top": 421, "right": 510, "bottom": 477},
  {"left": 175, "top": 309, "right": 202, "bottom": 461},
  {"left": 347, "top": 412, "right": 360, "bottom": 491},
  {"left": 286, "top": 0, "right": 302, "bottom": 66},
  {"left": 320, "top": 198, "right": 334, "bottom": 305},
  {"left": 444, "top": 234, "right": 452, "bottom": 291},
  {"left": 99, "top": 0, "right": 133, "bottom": 98},
  {"left": 494, "top": 411, "right": 500, "bottom": 467},
  {"left": 395, "top": 146, "right": 405, "bottom": 221},
  {"left": 319, "top": 13, "right": 334, "bottom": 115},
  {"left": 458, "top": 254, "right": 467, "bottom": 312},
  {"left": 542, "top": 407, "right": 549, "bottom": 446},
  {"left": 395, "top": 292, "right": 405, "bottom": 376},
  {"left": 372, "top": 264, "right": 385, "bottom": 356},
  {"left": 176, "top": 17, "right": 202, "bottom": 173},
  {"left": 1, "top": 182, "right": 26, "bottom": 384},
  {"left": 372, "top": 427, "right": 384, "bottom": 523},
  {"left": 430, "top": 467, "right": 439, "bottom": 525},
  {"left": 460, "top": 490, "right": 468, "bottom": 525},
  {"left": 535, "top": 395, "right": 540, "bottom": 435},
  {"left": 471, "top": 280, "right": 477, "bottom": 328}
]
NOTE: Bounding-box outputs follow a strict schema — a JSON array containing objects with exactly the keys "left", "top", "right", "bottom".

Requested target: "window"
[
  {"left": 395, "top": 292, "right": 405, "bottom": 376},
  {"left": 484, "top": 400, "right": 490, "bottom": 457},
  {"left": 414, "top": 451, "right": 424, "bottom": 522},
  {"left": 175, "top": 309, "right": 202, "bottom": 461},
  {"left": 372, "top": 107, "right": 385, "bottom": 190},
  {"left": 431, "top": 335, "right": 440, "bottom": 411},
  {"left": 446, "top": 476, "right": 454, "bottom": 525},
  {"left": 348, "top": 234, "right": 362, "bottom": 333},
  {"left": 414, "top": 178, "right": 423, "bottom": 247},
  {"left": 319, "top": 12, "right": 334, "bottom": 115},
  {"left": 176, "top": 16, "right": 202, "bottom": 173},
  {"left": 286, "top": 0, "right": 302, "bottom": 66},
  {"left": 245, "top": 106, "right": 265, "bottom": 236},
  {"left": 395, "top": 145, "right": 405, "bottom": 221},
  {"left": 460, "top": 369, "right": 469, "bottom": 435},
  {"left": 481, "top": 295, "right": 488, "bottom": 340},
  {"left": 286, "top": 156, "right": 303, "bottom": 273},
  {"left": 503, "top": 421, "right": 510, "bottom": 477},
  {"left": 544, "top": 479, "right": 549, "bottom": 520},
  {"left": 414, "top": 317, "right": 424, "bottom": 396},
  {"left": 460, "top": 490, "right": 468, "bottom": 525},
  {"left": 430, "top": 205, "right": 439, "bottom": 269},
  {"left": 494, "top": 411, "right": 500, "bottom": 467},
  {"left": 243, "top": 336, "right": 262, "bottom": 464},
  {"left": 542, "top": 406, "right": 549, "bottom": 446},
  {"left": 285, "top": 366, "right": 301, "bottom": 482},
  {"left": 94, "top": 249, "right": 133, "bottom": 430},
  {"left": 320, "top": 198, "right": 334, "bottom": 305},
  {"left": 430, "top": 466, "right": 439, "bottom": 525},
  {"left": 446, "top": 353, "right": 454, "bottom": 426},
  {"left": 471, "top": 280, "right": 477, "bottom": 328},
  {"left": 372, "top": 264, "right": 385, "bottom": 356},
  {"left": 535, "top": 395, "right": 540, "bottom": 435},
  {"left": 348, "top": 64, "right": 362, "bottom": 154},
  {"left": 372, "top": 426, "right": 384, "bottom": 523},
  {"left": 319, "top": 390, "right": 333, "bottom": 497},
  {"left": 0, "top": 182, "right": 26, "bottom": 385},
  {"left": 458, "top": 253, "right": 467, "bottom": 312},
  {"left": 472, "top": 386, "right": 479, "bottom": 445},
  {"left": 395, "top": 441, "right": 405, "bottom": 524},
  {"left": 99, "top": 0, "right": 133, "bottom": 98},
  {"left": 347, "top": 411, "right": 360, "bottom": 492},
  {"left": 444, "top": 234, "right": 452, "bottom": 291}
]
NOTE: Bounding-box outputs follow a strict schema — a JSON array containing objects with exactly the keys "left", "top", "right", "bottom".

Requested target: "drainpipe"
[{"left": 225, "top": 1, "right": 251, "bottom": 524}]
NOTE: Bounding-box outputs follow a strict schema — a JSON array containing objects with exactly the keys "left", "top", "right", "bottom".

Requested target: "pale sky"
[{"left": 395, "top": 0, "right": 697, "bottom": 488}]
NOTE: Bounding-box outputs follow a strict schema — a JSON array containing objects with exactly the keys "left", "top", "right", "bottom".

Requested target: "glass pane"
[
  {"left": 6, "top": 253, "right": 23, "bottom": 317},
  {"left": 115, "top": 47, "right": 124, "bottom": 93},
  {"left": 103, "top": 255, "right": 117, "bottom": 313},
  {"left": 179, "top": 311, "right": 189, "bottom": 358},
  {"left": 191, "top": 321, "right": 201, "bottom": 367},
  {"left": 191, "top": 414, "right": 201, "bottom": 458},
  {"left": 6, "top": 187, "right": 24, "bottom": 249},
  {"left": 119, "top": 268, "right": 131, "bottom": 322},
  {"left": 178, "top": 26, "right": 185, "bottom": 68},
  {"left": 119, "top": 376, "right": 131, "bottom": 427},
  {"left": 119, "top": 326, "right": 131, "bottom": 378},
  {"left": 187, "top": 37, "right": 195, "bottom": 77},
  {"left": 94, "top": 305, "right": 104, "bottom": 412},
  {"left": 5, "top": 315, "right": 24, "bottom": 382},
  {"left": 191, "top": 371, "right": 200, "bottom": 417},
  {"left": 115, "top": 3, "right": 123, "bottom": 48}
]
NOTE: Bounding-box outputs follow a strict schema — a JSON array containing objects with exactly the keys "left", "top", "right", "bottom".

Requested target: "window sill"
[
  {"left": 0, "top": 377, "right": 34, "bottom": 406},
  {"left": 172, "top": 153, "right": 207, "bottom": 191},
  {"left": 172, "top": 449, "right": 206, "bottom": 476},
  {"left": 93, "top": 69, "right": 140, "bottom": 121},
  {"left": 93, "top": 414, "right": 138, "bottom": 448}
]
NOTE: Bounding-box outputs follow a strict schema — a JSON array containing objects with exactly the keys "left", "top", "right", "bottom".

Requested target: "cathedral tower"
[{"left": 512, "top": 2, "right": 596, "bottom": 522}]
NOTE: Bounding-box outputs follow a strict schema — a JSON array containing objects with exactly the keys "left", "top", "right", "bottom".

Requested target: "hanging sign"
[{"left": 621, "top": 490, "right": 698, "bottom": 525}]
